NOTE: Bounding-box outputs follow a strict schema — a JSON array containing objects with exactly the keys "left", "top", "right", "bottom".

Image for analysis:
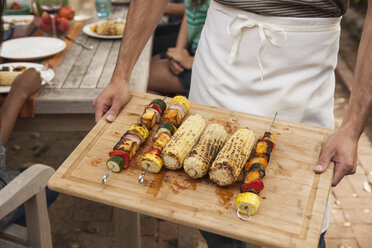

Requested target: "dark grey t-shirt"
[{"left": 214, "top": 0, "right": 349, "bottom": 17}]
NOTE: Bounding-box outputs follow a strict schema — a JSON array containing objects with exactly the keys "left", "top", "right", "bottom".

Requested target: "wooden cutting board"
[{"left": 48, "top": 91, "right": 333, "bottom": 248}]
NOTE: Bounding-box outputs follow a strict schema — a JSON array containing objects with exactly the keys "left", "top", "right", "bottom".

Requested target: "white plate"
[
  {"left": 0, "top": 37, "right": 66, "bottom": 61},
  {"left": 83, "top": 19, "right": 125, "bottom": 39},
  {"left": 0, "top": 62, "right": 55, "bottom": 93}
]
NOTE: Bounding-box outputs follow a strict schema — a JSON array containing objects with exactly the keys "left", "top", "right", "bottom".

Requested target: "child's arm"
[
  {"left": 164, "top": 2, "right": 185, "bottom": 18},
  {"left": 175, "top": 13, "right": 188, "bottom": 49},
  {"left": 0, "top": 69, "right": 42, "bottom": 146}
]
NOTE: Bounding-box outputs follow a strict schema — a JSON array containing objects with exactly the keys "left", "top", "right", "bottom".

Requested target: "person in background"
[
  {"left": 0, "top": 69, "right": 44, "bottom": 230},
  {"left": 0, "top": 0, "right": 58, "bottom": 230},
  {"left": 148, "top": 0, "right": 210, "bottom": 97},
  {"left": 93, "top": 0, "right": 371, "bottom": 247},
  {"left": 152, "top": 0, "right": 185, "bottom": 56}
]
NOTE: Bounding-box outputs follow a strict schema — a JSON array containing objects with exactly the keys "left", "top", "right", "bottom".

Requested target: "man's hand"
[
  {"left": 92, "top": 0, "right": 168, "bottom": 122},
  {"left": 93, "top": 82, "right": 130, "bottom": 123},
  {"left": 167, "top": 48, "right": 194, "bottom": 70},
  {"left": 10, "top": 68, "right": 42, "bottom": 99},
  {"left": 314, "top": 128, "right": 358, "bottom": 187}
]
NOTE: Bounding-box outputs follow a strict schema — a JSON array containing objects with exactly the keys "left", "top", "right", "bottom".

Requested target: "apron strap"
[{"left": 227, "top": 13, "right": 287, "bottom": 82}]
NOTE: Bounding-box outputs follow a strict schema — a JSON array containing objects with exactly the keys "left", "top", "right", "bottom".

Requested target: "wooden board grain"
[{"left": 48, "top": 91, "right": 334, "bottom": 248}]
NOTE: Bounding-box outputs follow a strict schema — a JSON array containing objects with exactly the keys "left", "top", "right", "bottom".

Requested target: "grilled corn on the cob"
[
  {"left": 162, "top": 114, "right": 207, "bottom": 170},
  {"left": 209, "top": 129, "right": 256, "bottom": 187},
  {"left": 183, "top": 123, "right": 228, "bottom": 179}
]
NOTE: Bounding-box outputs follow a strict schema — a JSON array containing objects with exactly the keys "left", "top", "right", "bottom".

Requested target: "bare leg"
[{"left": 148, "top": 56, "right": 185, "bottom": 95}]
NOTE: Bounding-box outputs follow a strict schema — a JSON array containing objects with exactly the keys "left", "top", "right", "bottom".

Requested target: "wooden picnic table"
[{"left": 15, "top": 4, "right": 152, "bottom": 132}]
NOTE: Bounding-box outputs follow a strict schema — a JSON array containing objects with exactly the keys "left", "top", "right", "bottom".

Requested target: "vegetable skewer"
[
  {"left": 102, "top": 97, "right": 167, "bottom": 184},
  {"left": 235, "top": 112, "right": 277, "bottom": 221},
  {"left": 139, "top": 96, "right": 190, "bottom": 183}
]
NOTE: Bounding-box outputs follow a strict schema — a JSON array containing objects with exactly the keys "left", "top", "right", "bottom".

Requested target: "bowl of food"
[{"left": 3, "top": 15, "right": 35, "bottom": 37}]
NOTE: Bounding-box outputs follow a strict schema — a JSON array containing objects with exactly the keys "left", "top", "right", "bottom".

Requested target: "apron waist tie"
[{"left": 227, "top": 14, "right": 287, "bottom": 82}]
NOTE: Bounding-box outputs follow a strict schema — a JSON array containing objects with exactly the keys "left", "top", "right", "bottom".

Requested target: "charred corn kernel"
[
  {"left": 141, "top": 108, "right": 156, "bottom": 129},
  {"left": 235, "top": 192, "right": 260, "bottom": 215},
  {"left": 152, "top": 132, "right": 172, "bottom": 151},
  {"left": 243, "top": 170, "right": 261, "bottom": 184},
  {"left": 140, "top": 153, "right": 163, "bottom": 173},
  {"left": 129, "top": 124, "right": 149, "bottom": 140},
  {"left": 170, "top": 96, "right": 190, "bottom": 116},
  {"left": 184, "top": 123, "right": 228, "bottom": 179},
  {"left": 113, "top": 139, "right": 138, "bottom": 159},
  {"left": 245, "top": 157, "right": 268, "bottom": 170},
  {"left": 162, "top": 114, "right": 207, "bottom": 170},
  {"left": 163, "top": 108, "right": 183, "bottom": 127},
  {"left": 209, "top": 129, "right": 256, "bottom": 187}
]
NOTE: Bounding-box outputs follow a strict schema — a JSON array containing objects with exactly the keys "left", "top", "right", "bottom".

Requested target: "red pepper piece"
[
  {"left": 151, "top": 104, "right": 162, "bottom": 115},
  {"left": 145, "top": 148, "right": 161, "bottom": 157},
  {"left": 109, "top": 150, "right": 130, "bottom": 168},
  {"left": 240, "top": 179, "right": 264, "bottom": 194}
]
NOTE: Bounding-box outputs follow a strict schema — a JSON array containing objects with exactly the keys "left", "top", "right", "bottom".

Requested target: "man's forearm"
[
  {"left": 113, "top": 0, "right": 169, "bottom": 83},
  {"left": 340, "top": 2, "right": 372, "bottom": 137}
]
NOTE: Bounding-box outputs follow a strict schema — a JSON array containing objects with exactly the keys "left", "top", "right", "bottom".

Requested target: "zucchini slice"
[{"left": 106, "top": 155, "right": 124, "bottom": 172}]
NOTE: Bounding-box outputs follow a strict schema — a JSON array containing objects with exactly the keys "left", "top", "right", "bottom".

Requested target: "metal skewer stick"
[
  {"left": 237, "top": 208, "right": 251, "bottom": 221},
  {"left": 268, "top": 112, "right": 278, "bottom": 132},
  {"left": 138, "top": 167, "right": 147, "bottom": 184},
  {"left": 102, "top": 168, "right": 113, "bottom": 184}
]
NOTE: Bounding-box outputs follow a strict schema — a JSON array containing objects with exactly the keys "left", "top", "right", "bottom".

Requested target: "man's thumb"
[
  {"left": 314, "top": 147, "right": 334, "bottom": 173},
  {"left": 105, "top": 104, "right": 120, "bottom": 123}
]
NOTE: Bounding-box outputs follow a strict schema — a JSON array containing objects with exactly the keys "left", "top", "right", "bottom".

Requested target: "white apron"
[{"left": 190, "top": 0, "right": 340, "bottom": 232}]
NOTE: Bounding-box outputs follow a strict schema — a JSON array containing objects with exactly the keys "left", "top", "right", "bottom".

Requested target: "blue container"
[{"left": 96, "top": 0, "right": 112, "bottom": 18}]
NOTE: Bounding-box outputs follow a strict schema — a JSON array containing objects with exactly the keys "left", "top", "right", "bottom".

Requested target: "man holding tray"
[{"left": 94, "top": 0, "right": 372, "bottom": 247}]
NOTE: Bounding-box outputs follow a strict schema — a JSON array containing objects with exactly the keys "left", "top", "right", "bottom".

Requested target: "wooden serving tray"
[{"left": 48, "top": 91, "right": 333, "bottom": 248}]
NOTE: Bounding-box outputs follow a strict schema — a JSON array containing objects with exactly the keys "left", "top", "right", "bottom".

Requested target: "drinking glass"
[{"left": 40, "top": 0, "right": 62, "bottom": 37}]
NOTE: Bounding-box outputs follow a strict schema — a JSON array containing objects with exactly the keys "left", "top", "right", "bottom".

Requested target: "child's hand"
[
  {"left": 167, "top": 48, "right": 194, "bottom": 70},
  {"left": 10, "top": 68, "right": 42, "bottom": 99},
  {"left": 168, "top": 59, "right": 184, "bottom": 75}
]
